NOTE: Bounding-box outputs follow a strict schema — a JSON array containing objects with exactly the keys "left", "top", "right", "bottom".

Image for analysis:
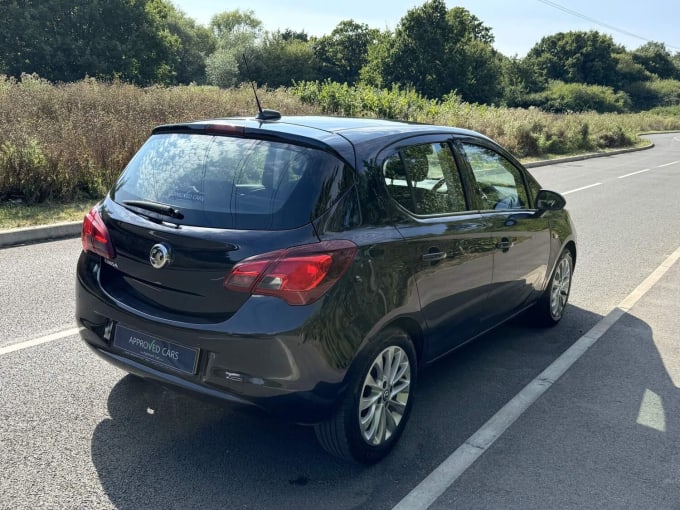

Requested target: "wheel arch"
[
  {"left": 564, "top": 240, "right": 577, "bottom": 268},
  {"left": 378, "top": 316, "right": 425, "bottom": 367},
  {"left": 348, "top": 315, "right": 425, "bottom": 383}
]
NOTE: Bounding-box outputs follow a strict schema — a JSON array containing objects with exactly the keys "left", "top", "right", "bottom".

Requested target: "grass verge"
[{"left": 0, "top": 199, "right": 93, "bottom": 230}]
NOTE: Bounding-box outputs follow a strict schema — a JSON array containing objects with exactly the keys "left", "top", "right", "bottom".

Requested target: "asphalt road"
[{"left": 1, "top": 134, "right": 679, "bottom": 509}]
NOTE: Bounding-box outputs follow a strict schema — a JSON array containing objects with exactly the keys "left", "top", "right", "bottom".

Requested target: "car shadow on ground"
[
  {"left": 436, "top": 302, "right": 680, "bottom": 508},
  {"left": 90, "top": 304, "right": 678, "bottom": 509}
]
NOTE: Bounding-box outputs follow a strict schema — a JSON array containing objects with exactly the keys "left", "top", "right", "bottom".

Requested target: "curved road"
[{"left": 1, "top": 134, "right": 679, "bottom": 509}]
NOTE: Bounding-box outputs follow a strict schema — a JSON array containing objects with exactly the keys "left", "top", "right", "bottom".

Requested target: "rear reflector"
[
  {"left": 224, "top": 240, "right": 357, "bottom": 305},
  {"left": 226, "top": 259, "right": 273, "bottom": 290},
  {"left": 82, "top": 207, "right": 115, "bottom": 259}
]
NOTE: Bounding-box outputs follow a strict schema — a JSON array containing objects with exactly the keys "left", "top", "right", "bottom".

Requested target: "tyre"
[
  {"left": 314, "top": 328, "right": 417, "bottom": 464},
  {"left": 530, "top": 249, "right": 573, "bottom": 326}
]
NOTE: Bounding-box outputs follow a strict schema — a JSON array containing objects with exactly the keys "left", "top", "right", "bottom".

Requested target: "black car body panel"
[{"left": 76, "top": 115, "right": 576, "bottom": 429}]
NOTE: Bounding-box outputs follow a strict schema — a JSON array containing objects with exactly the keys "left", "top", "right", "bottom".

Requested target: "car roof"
[
  {"left": 153, "top": 115, "right": 490, "bottom": 169},
  {"left": 202, "top": 115, "right": 478, "bottom": 136}
]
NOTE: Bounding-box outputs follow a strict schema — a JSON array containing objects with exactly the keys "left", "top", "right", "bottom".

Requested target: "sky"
[{"left": 170, "top": 0, "right": 680, "bottom": 57}]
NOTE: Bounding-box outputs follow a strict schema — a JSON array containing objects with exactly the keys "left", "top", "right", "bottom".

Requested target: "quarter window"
[
  {"left": 460, "top": 143, "right": 529, "bottom": 210},
  {"left": 383, "top": 143, "right": 466, "bottom": 215}
]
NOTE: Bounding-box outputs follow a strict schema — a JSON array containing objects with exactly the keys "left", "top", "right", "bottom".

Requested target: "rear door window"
[{"left": 111, "top": 133, "right": 353, "bottom": 230}]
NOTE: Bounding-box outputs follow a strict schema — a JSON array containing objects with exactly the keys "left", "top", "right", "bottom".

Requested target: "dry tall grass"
[
  {"left": 0, "top": 75, "right": 316, "bottom": 202},
  {"left": 1, "top": 74, "right": 679, "bottom": 203},
  {"left": 293, "top": 81, "right": 680, "bottom": 157}
]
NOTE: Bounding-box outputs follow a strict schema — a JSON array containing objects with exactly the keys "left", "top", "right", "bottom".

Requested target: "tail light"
[
  {"left": 82, "top": 207, "right": 116, "bottom": 259},
  {"left": 224, "top": 240, "right": 357, "bottom": 305}
]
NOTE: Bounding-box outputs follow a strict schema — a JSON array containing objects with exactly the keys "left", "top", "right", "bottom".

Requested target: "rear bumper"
[
  {"left": 76, "top": 253, "right": 349, "bottom": 424},
  {"left": 81, "top": 338, "right": 340, "bottom": 422}
]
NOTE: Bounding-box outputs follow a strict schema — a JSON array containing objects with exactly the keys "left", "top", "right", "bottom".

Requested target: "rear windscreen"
[{"left": 111, "top": 133, "right": 354, "bottom": 230}]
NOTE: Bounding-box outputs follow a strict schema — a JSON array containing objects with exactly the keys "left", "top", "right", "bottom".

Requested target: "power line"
[{"left": 536, "top": 0, "right": 680, "bottom": 51}]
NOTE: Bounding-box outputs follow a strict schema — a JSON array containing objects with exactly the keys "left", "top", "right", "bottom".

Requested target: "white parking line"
[
  {"left": 562, "top": 182, "right": 602, "bottom": 195},
  {"left": 657, "top": 160, "right": 679, "bottom": 168},
  {"left": 0, "top": 327, "right": 81, "bottom": 356},
  {"left": 392, "top": 244, "right": 680, "bottom": 510},
  {"left": 618, "top": 168, "right": 651, "bottom": 179}
]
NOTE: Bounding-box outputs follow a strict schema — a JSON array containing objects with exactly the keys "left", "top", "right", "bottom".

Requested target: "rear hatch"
[{"left": 96, "top": 129, "right": 355, "bottom": 323}]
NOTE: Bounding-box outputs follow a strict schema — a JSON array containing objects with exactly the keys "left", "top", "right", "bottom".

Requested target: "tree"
[
  {"left": 672, "top": 52, "right": 680, "bottom": 74},
  {"left": 314, "top": 20, "right": 379, "bottom": 85},
  {"left": 165, "top": 6, "right": 217, "bottom": 84},
  {"left": 0, "top": 0, "right": 183, "bottom": 84},
  {"left": 358, "top": 30, "right": 394, "bottom": 89},
  {"left": 205, "top": 9, "right": 262, "bottom": 87},
  {"left": 524, "top": 31, "right": 621, "bottom": 87},
  {"left": 360, "top": 1, "right": 502, "bottom": 103},
  {"left": 245, "top": 32, "right": 320, "bottom": 87},
  {"left": 500, "top": 55, "right": 547, "bottom": 106},
  {"left": 613, "top": 52, "right": 653, "bottom": 90},
  {"left": 383, "top": 0, "right": 452, "bottom": 98},
  {"left": 447, "top": 6, "right": 493, "bottom": 45},
  {"left": 461, "top": 41, "right": 504, "bottom": 104},
  {"left": 209, "top": 9, "right": 262, "bottom": 40},
  {"left": 205, "top": 50, "right": 240, "bottom": 88},
  {"left": 280, "top": 29, "right": 309, "bottom": 42},
  {"left": 445, "top": 7, "right": 503, "bottom": 103},
  {"left": 632, "top": 42, "right": 679, "bottom": 80}
]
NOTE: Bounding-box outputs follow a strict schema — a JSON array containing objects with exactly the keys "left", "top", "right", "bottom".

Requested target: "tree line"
[{"left": 2, "top": 0, "right": 679, "bottom": 113}]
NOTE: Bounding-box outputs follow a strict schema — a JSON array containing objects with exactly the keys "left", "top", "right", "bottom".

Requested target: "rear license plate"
[{"left": 113, "top": 324, "right": 198, "bottom": 375}]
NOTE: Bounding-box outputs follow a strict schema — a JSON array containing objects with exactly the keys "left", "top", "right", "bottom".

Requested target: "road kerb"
[
  {"left": 0, "top": 221, "right": 81, "bottom": 249},
  {"left": 524, "top": 142, "right": 654, "bottom": 168}
]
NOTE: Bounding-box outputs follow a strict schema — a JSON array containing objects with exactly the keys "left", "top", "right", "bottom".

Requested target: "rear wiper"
[{"left": 121, "top": 200, "right": 184, "bottom": 220}]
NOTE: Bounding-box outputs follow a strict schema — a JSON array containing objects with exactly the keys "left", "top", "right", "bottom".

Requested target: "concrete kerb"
[
  {"left": 0, "top": 138, "right": 660, "bottom": 249},
  {"left": 523, "top": 141, "right": 654, "bottom": 168},
  {"left": 0, "top": 221, "right": 82, "bottom": 249}
]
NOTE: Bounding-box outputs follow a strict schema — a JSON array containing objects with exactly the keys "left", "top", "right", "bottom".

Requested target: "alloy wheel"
[
  {"left": 358, "top": 346, "right": 411, "bottom": 446},
  {"left": 550, "top": 255, "right": 572, "bottom": 320}
]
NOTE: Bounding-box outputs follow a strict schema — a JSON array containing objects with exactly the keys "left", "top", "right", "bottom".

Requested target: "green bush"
[
  {"left": 626, "top": 79, "right": 680, "bottom": 111},
  {"left": 292, "top": 80, "right": 431, "bottom": 120},
  {"left": 518, "top": 81, "right": 631, "bottom": 113},
  {"left": 0, "top": 139, "right": 51, "bottom": 202},
  {"left": 649, "top": 105, "right": 680, "bottom": 117},
  {"left": 595, "top": 125, "right": 633, "bottom": 148}
]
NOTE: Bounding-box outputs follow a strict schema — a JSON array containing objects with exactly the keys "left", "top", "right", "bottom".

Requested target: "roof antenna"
[{"left": 242, "top": 54, "right": 281, "bottom": 121}]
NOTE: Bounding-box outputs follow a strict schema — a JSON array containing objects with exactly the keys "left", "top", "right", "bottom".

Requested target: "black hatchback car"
[{"left": 77, "top": 113, "right": 576, "bottom": 464}]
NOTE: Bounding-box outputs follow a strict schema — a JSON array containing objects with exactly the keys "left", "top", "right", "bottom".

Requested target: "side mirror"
[{"left": 535, "top": 189, "right": 566, "bottom": 212}]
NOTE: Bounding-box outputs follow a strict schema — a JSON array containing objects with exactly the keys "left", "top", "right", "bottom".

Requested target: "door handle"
[
  {"left": 422, "top": 251, "right": 447, "bottom": 262},
  {"left": 496, "top": 238, "right": 514, "bottom": 250}
]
